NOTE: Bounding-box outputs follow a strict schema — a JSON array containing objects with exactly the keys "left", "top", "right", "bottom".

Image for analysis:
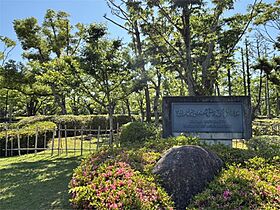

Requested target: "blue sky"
[{"left": 0, "top": 0, "right": 276, "bottom": 62}]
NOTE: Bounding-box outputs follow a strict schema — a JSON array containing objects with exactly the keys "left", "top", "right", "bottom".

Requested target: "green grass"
[{"left": 0, "top": 138, "right": 101, "bottom": 210}]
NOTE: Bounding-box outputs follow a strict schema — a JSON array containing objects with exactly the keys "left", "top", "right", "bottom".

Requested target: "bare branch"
[{"left": 104, "top": 15, "right": 134, "bottom": 34}]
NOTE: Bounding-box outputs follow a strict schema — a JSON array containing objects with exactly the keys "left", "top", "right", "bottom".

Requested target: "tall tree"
[
  {"left": 105, "top": 0, "right": 153, "bottom": 122},
  {"left": 106, "top": 0, "right": 260, "bottom": 96},
  {"left": 69, "top": 24, "right": 133, "bottom": 144},
  {"left": 13, "top": 9, "right": 85, "bottom": 114}
]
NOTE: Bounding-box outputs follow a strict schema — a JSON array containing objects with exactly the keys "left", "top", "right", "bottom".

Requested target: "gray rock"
[{"left": 152, "top": 145, "right": 223, "bottom": 210}]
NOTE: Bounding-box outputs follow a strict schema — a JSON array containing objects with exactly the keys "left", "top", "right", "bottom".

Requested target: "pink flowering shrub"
[
  {"left": 188, "top": 156, "right": 280, "bottom": 209},
  {"left": 69, "top": 150, "right": 173, "bottom": 209}
]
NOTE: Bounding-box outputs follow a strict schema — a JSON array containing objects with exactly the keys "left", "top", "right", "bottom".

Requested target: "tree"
[
  {"left": 13, "top": 9, "right": 86, "bottom": 114},
  {"left": 106, "top": 0, "right": 260, "bottom": 96},
  {"left": 68, "top": 24, "right": 133, "bottom": 144},
  {"left": 105, "top": 0, "right": 153, "bottom": 122}
]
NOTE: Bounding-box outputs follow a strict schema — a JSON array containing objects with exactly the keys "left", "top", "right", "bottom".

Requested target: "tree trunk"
[
  {"left": 51, "top": 85, "right": 67, "bottom": 115},
  {"left": 241, "top": 48, "right": 247, "bottom": 96},
  {"left": 227, "top": 67, "right": 232, "bottom": 96},
  {"left": 108, "top": 103, "right": 115, "bottom": 146},
  {"left": 153, "top": 69, "right": 162, "bottom": 126},
  {"left": 182, "top": 6, "right": 195, "bottom": 96},
  {"left": 245, "top": 39, "right": 251, "bottom": 96},
  {"left": 138, "top": 97, "right": 145, "bottom": 122},
  {"left": 125, "top": 98, "right": 131, "bottom": 118},
  {"left": 134, "top": 20, "right": 151, "bottom": 122},
  {"left": 26, "top": 96, "right": 38, "bottom": 116},
  {"left": 144, "top": 87, "right": 151, "bottom": 122},
  {"left": 61, "top": 96, "right": 67, "bottom": 115},
  {"left": 256, "top": 41, "right": 263, "bottom": 116},
  {"left": 265, "top": 73, "right": 271, "bottom": 118}
]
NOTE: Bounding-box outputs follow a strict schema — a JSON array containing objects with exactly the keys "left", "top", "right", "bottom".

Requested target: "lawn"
[{"left": 0, "top": 139, "right": 96, "bottom": 210}]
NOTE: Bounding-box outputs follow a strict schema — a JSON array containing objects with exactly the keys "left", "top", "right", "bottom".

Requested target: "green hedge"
[
  {"left": 0, "top": 121, "right": 56, "bottom": 157},
  {"left": 14, "top": 114, "right": 136, "bottom": 130},
  {"left": 119, "top": 122, "right": 159, "bottom": 146}
]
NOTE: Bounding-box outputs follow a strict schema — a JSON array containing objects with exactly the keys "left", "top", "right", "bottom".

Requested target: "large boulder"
[{"left": 152, "top": 145, "right": 223, "bottom": 209}]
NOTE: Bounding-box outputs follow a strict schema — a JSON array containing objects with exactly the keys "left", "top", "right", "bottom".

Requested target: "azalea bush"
[
  {"left": 69, "top": 150, "right": 174, "bottom": 209},
  {"left": 188, "top": 156, "right": 280, "bottom": 209}
]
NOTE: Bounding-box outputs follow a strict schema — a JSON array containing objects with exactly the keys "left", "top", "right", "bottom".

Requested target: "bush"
[
  {"left": 0, "top": 121, "right": 56, "bottom": 156},
  {"left": 206, "top": 144, "right": 257, "bottom": 166},
  {"left": 246, "top": 135, "right": 280, "bottom": 159},
  {"left": 253, "top": 118, "right": 280, "bottom": 136},
  {"left": 144, "top": 134, "right": 200, "bottom": 153},
  {"left": 69, "top": 150, "right": 174, "bottom": 209},
  {"left": 119, "top": 122, "right": 158, "bottom": 146},
  {"left": 188, "top": 156, "right": 280, "bottom": 209}
]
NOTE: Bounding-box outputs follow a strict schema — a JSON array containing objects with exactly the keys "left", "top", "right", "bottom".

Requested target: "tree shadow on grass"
[{"left": 0, "top": 156, "right": 81, "bottom": 210}]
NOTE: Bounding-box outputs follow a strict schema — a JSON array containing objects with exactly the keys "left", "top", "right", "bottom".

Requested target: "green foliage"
[
  {"left": 253, "top": 118, "right": 280, "bottom": 136},
  {"left": 69, "top": 151, "right": 173, "bottom": 209},
  {"left": 206, "top": 144, "right": 257, "bottom": 166},
  {"left": 119, "top": 122, "right": 158, "bottom": 146},
  {"left": 246, "top": 135, "right": 280, "bottom": 159},
  {"left": 188, "top": 156, "right": 280, "bottom": 209},
  {"left": 144, "top": 134, "right": 200, "bottom": 153},
  {"left": 0, "top": 121, "right": 56, "bottom": 156},
  {"left": 15, "top": 114, "right": 135, "bottom": 129}
]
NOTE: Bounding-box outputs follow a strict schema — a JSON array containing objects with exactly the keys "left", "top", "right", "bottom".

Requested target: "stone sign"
[{"left": 163, "top": 96, "right": 252, "bottom": 141}]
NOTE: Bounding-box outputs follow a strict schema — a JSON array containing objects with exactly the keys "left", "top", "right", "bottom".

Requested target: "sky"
[{"left": 0, "top": 0, "right": 276, "bottom": 62}]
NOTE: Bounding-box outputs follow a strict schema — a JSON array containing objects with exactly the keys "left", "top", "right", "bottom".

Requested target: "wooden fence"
[{"left": 3, "top": 123, "right": 120, "bottom": 157}]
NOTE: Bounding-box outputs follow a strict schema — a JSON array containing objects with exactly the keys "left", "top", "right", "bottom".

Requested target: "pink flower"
[
  {"left": 110, "top": 184, "right": 116, "bottom": 190},
  {"left": 116, "top": 168, "right": 125, "bottom": 176},
  {"left": 118, "top": 181, "right": 124, "bottom": 187},
  {"left": 223, "top": 189, "right": 231, "bottom": 200},
  {"left": 109, "top": 203, "right": 118, "bottom": 209},
  {"left": 117, "top": 190, "right": 125, "bottom": 196},
  {"left": 125, "top": 171, "right": 133, "bottom": 178},
  {"left": 277, "top": 185, "right": 280, "bottom": 192}
]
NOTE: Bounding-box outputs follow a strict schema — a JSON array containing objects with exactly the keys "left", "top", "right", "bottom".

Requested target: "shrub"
[
  {"left": 69, "top": 150, "right": 174, "bottom": 209},
  {"left": 119, "top": 122, "right": 158, "bottom": 146},
  {"left": 253, "top": 118, "right": 280, "bottom": 136},
  {"left": 188, "top": 156, "right": 280, "bottom": 209},
  {"left": 206, "top": 144, "right": 257, "bottom": 166},
  {"left": 246, "top": 135, "right": 280, "bottom": 159},
  {"left": 0, "top": 121, "right": 56, "bottom": 156},
  {"left": 143, "top": 134, "right": 200, "bottom": 153}
]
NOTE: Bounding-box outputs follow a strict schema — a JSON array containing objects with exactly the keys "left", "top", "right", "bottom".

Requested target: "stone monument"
[{"left": 162, "top": 96, "right": 252, "bottom": 145}]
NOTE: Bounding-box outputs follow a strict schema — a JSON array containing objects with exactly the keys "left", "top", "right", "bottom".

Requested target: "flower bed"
[{"left": 69, "top": 150, "right": 173, "bottom": 209}]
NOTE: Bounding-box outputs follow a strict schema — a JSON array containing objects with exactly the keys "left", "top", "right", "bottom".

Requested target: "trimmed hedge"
[
  {"left": 0, "top": 121, "right": 56, "bottom": 156},
  {"left": 14, "top": 114, "right": 136, "bottom": 130},
  {"left": 119, "top": 122, "right": 159, "bottom": 146}
]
